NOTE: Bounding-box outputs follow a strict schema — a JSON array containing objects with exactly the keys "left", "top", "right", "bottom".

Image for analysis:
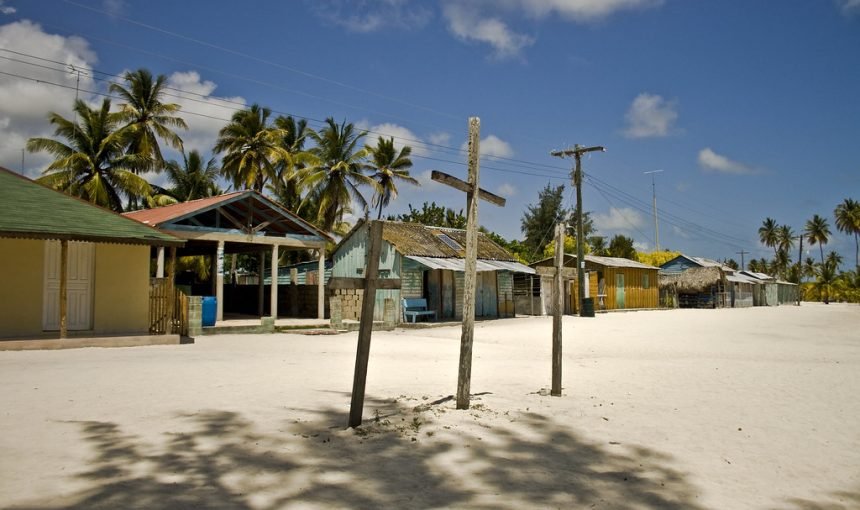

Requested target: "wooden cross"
[
  {"left": 330, "top": 220, "right": 401, "bottom": 428},
  {"left": 431, "top": 117, "right": 506, "bottom": 410}
]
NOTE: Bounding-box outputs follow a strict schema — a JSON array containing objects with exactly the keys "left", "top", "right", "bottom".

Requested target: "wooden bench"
[{"left": 402, "top": 298, "right": 437, "bottom": 323}]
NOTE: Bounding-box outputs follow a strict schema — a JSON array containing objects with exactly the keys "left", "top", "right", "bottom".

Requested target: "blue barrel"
[{"left": 201, "top": 296, "right": 217, "bottom": 327}]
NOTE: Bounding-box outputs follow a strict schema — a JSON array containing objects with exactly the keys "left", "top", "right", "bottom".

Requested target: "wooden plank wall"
[{"left": 600, "top": 268, "right": 659, "bottom": 310}]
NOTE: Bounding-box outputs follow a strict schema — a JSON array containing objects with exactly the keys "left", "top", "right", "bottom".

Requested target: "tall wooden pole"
[
  {"left": 258, "top": 250, "right": 265, "bottom": 316},
  {"left": 574, "top": 149, "right": 586, "bottom": 316},
  {"left": 456, "top": 117, "right": 481, "bottom": 410},
  {"left": 318, "top": 248, "right": 326, "bottom": 319},
  {"left": 59, "top": 240, "right": 68, "bottom": 339},
  {"left": 349, "top": 220, "right": 383, "bottom": 428},
  {"left": 797, "top": 235, "right": 803, "bottom": 306},
  {"left": 551, "top": 222, "right": 565, "bottom": 396},
  {"left": 167, "top": 246, "right": 177, "bottom": 334}
]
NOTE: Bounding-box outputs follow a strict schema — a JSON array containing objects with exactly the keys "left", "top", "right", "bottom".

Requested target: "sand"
[{"left": 0, "top": 303, "right": 858, "bottom": 509}]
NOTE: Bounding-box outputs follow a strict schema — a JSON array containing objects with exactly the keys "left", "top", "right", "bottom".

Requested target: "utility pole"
[
  {"left": 796, "top": 235, "right": 803, "bottom": 306},
  {"left": 551, "top": 144, "right": 605, "bottom": 316},
  {"left": 644, "top": 170, "right": 663, "bottom": 251},
  {"left": 735, "top": 250, "right": 749, "bottom": 270},
  {"left": 68, "top": 65, "right": 84, "bottom": 126}
]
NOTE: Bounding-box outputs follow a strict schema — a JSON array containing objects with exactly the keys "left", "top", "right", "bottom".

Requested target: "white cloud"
[
  {"left": 837, "top": 0, "right": 860, "bottom": 16},
  {"left": 496, "top": 183, "right": 516, "bottom": 197},
  {"left": 0, "top": 21, "right": 98, "bottom": 176},
  {"left": 362, "top": 122, "right": 427, "bottom": 157},
  {"left": 697, "top": 148, "right": 756, "bottom": 175},
  {"left": 593, "top": 207, "right": 646, "bottom": 232},
  {"left": 0, "top": 1, "right": 16, "bottom": 15},
  {"left": 308, "top": 0, "right": 432, "bottom": 33},
  {"left": 633, "top": 240, "right": 651, "bottom": 252},
  {"left": 442, "top": 3, "right": 534, "bottom": 59},
  {"left": 460, "top": 134, "right": 514, "bottom": 159},
  {"left": 672, "top": 225, "right": 691, "bottom": 239},
  {"left": 427, "top": 132, "right": 451, "bottom": 146},
  {"left": 165, "top": 71, "right": 246, "bottom": 157},
  {"left": 502, "top": 0, "right": 663, "bottom": 21},
  {"left": 623, "top": 93, "right": 678, "bottom": 139}
]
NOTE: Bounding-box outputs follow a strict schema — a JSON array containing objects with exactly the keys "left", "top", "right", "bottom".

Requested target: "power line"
[{"left": 0, "top": 47, "right": 573, "bottom": 178}]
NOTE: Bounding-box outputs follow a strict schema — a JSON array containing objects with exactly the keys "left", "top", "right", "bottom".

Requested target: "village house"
[
  {"left": 124, "top": 190, "right": 332, "bottom": 322},
  {"left": 0, "top": 167, "right": 184, "bottom": 348},
  {"left": 530, "top": 254, "right": 660, "bottom": 313},
  {"left": 329, "top": 221, "right": 534, "bottom": 324}
]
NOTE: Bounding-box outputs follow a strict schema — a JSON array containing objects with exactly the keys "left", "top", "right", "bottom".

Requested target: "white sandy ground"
[{"left": 0, "top": 304, "right": 858, "bottom": 510}]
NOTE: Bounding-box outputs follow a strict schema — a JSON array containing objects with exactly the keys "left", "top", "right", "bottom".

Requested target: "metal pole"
[{"left": 644, "top": 170, "right": 663, "bottom": 251}]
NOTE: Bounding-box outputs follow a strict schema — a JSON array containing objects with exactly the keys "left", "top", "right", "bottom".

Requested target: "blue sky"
[{"left": 0, "top": 0, "right": 858, "bottom": 266}]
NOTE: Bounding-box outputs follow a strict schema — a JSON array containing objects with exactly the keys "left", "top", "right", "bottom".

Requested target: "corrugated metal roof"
[
  {"left": 0, "top": 167, "right": 183, "bottom": 246},
  {"left": 726, "top": 274, "right": 758, "bottom": 284},
  {"left": 123, "top": 192, "right": 244, "bottom": 226},
  {"left": 740, "top": 270, "right": 775, "bottom": 281},
  {"left": 531, "top": 254, "right": 659, "bottom": 270},
  {"left": 405, "top": 255, "right": 535, "bottom": 274},
  {"left": 583, "top": 255, "right": 658, "bottom": 269},
  {"left": 124, "top": 190, "right": 332, "bottom": 241}
]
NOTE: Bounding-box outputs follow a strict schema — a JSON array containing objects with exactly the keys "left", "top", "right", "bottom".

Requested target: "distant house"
[
  {"left": 330, "top": 221, "right": 534, "bottom": 323},
  {"left": 0, "top": 168, "right": 183, "bottom": 347},
  {"left": 531, "top": 254, "right": 659, "bottom": 313},
  {"left": 661, "top": 254, "right": 737, "bottom": 308}
]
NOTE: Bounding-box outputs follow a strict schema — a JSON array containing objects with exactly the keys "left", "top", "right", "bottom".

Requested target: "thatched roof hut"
[{"left": 675, "top": 266, "right": 726, "bottom": 293}]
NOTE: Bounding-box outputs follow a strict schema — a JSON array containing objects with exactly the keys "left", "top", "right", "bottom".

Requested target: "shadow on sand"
[{"left": 11, "top": 396, "right": 710, "bottom": 509}]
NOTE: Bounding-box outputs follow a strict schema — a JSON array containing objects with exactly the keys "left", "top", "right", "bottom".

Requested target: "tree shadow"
[
  {"left": 783, "top": 489, "right": 860, "bottom": 510},
  {"left": 9, "top": 395, "right": 707, "bottom": 509}
]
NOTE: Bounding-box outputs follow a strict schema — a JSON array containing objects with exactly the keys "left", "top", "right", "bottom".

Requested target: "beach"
[{"left": 1, "top": 303, "right": 858, "bottom": 509}]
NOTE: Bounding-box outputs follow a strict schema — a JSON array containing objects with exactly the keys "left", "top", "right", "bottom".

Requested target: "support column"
[
  {"left": 167, "top": 246, "right": 177, "bottom": 334},
  {"left": 318, "top": 248, "right": 326, "bottom": 319},
  {"left": 156, "top": 246, "right": 165, "bottom": 278},
  {"left": 59, "top": 240, "right": 68, "bottom": 339},
  {"left": 258, "top": 250, "right": 265, "bottom": 317},
  {"left": 270, "top": 244, "right": 279, "bottom": 319},
  {"left": 216, "top": 241, "right": 224, "bottom": 322}
]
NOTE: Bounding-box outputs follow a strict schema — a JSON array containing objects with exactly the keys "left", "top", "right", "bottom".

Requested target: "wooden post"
[
  {"left": 258, "top": 250, "right": 265, "bottom": 316},
  {"left": 430, "top": 119, "right": 506, "bottom": 411},
  {"left": 457, "top": 117, "right": 481, "bottom": 410},
  {"left": 270, "top": 244, "right": 279, "bottom": 319},
  {"left": 348, "top": 220, "right": 384, "bottom": 428},
  {"left": 215, "top": 241, "right": 225, "bottom": 322},
  {"left": 156, "top": 246, "right": 165, "bottom": 278},
  {"left": 552, "top": 222, "right": 565, "bottom": 396},
  {"left": 318, "top": 248, "right": 326, "bottom": 319},
  {"left": 167, "top": 246, "right": 177, "bottom": 334},
  {"left": 59, "top": 240, "right": 68, "bottom": 339}
]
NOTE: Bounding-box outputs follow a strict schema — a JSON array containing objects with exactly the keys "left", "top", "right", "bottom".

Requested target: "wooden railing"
[{"left": 149, "top": 278, "right": 188, "bottom": 336}]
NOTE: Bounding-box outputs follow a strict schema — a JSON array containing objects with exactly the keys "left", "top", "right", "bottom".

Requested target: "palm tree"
[
  {"left": 759, "top": 217, "right": 779, "bottom": 257},
  {"left": 814, "top": 258, "right": 839, "bottom": 304},
  {"left": 825, "top": 251, "right": 843, "bottom": 270},
  {"left": 299, "top": 117, "right": 377, "bottom": 231},
  {"left": 165, "top": 150, "right": 222, "bottom": 202},
  {"left": 834, "top": 198, "right": 860, "bottom": 269},
  {"left": 776, "top": 225, "right": 795, "bottom": 253},
  {"left": 366, "top": 137, "right": 418, "bottom": 219},
  {"left": 214, "top": 104, "right": 288, "bottom": 192},
  {"left": 109, "top": 68, "right": 187, "bottom": 170},
  {"left": 26, "top": 98, "right": 152, "bottom": 212},
  {"left": 267, "top": 115, "right": 310, "bottom": 212},
  {"left": 803, "top": 257, "right": 817, "bottom": 280},
  {"left": 804, "top": 214, "right": 831, "bottom": 265}
]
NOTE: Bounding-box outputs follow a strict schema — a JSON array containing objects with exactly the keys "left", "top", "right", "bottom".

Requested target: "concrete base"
[{"left": 0, "top": 334, "right": 187, "bottom": 351}]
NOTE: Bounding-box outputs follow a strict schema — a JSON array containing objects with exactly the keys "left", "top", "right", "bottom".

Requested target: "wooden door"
[
  {"left": 479, "top": 271, "right": 498, "bottom": 317},
  {"left": 441, "top": 270, "right": 454, "bottom": 318},
  {"left": 44, "top": 241, "right": 94, "bottom": 331},
  {"left": 615, "top": 273, "right": 625, "bottom": 309}
]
